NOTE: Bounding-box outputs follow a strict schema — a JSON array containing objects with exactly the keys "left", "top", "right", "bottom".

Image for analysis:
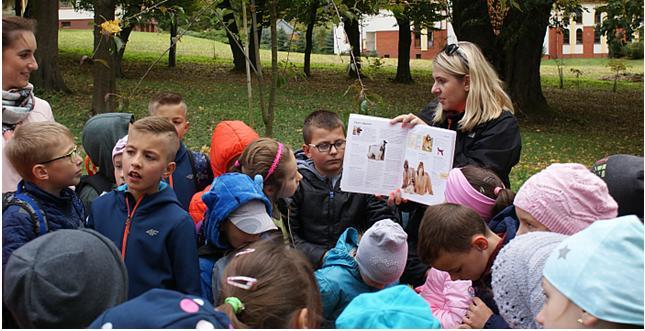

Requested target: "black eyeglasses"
[
  {"left": 309, "top": 140, "right": 346, "bottom": 153},
  {"left": 39, "top": 145, "right": 79, "bottom": 164}
]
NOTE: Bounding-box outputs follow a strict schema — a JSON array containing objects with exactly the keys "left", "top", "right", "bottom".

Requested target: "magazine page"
[
  {"left": 399, "top": 124, "right": 456, "bottom": 205},
  {"left": 341, "top": 114, "right": 408, "bottom": 196},
  {"left": 340, "top": 114, "right": 456, "bottom": 205}
]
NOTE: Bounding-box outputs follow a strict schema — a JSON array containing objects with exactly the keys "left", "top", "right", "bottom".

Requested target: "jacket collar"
[{"left": 20, "top": 180, "right": 75, "bottom": 205}]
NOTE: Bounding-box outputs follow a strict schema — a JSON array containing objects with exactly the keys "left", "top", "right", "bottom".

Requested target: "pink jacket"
[
  {"left": 2, "top": 96, "right": 54, "bottom": 193},
  {"left": 415, "top": 268, "right": 473, "bottom": 329}
]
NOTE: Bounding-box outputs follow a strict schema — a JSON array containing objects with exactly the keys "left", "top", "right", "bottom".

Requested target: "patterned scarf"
[{"left": 3, "top": 83, "right": 35, "bottom": 133}]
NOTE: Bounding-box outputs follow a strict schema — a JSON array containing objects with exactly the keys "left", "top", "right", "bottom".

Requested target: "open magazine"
[{"left": 340, "top": 114, "right": 456, "bottom": 206}]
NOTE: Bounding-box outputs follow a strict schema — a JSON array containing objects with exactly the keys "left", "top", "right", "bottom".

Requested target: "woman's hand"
[
  {"left": 390, "top": 113, "right": 426, "bottom": 128},
  {"left": 387, "top": 188, "right": 408, "bottom": 206}
]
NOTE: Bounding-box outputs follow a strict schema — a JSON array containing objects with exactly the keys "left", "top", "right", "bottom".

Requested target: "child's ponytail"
[
  {"left": 459, "top": 165, "right": 515, "bottom": 218},
  {"left": 492, "top": 187, "right": 516, "bottom": 217}
]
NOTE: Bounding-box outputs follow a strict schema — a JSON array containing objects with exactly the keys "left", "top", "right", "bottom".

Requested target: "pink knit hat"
[{"left": 514, "top": 163, "right": 618, "bottom": 235}]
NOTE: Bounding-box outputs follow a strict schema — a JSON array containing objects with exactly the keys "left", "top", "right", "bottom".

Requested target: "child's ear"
[
  {"left": 163, "top": 161, "right": 176, "bottom": 179},
  {"left": 580, "top": 311, "right": 599, "bottom": 327},
  {"left": 32, "top": 164, "right": 49, "bottom": 181},
  {"left": 302, "top": 144, "right": 312, "bottom": 158},
  {"left": 292, "top": 308, "right": 309, "bottom": 329},
  {"left": 471, "top": 235, "right": 489, "bottom": 251}
]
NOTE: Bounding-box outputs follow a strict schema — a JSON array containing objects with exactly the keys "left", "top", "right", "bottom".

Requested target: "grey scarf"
[{"left": 3, "top": 83, "right": 35, "bottom": 133}]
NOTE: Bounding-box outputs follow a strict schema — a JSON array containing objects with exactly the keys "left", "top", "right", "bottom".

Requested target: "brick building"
[
  {"left": 59, "top": 7, "right": 157, "bottom": 32},
  {"left": 339, "top": 2, "right": 612, "bottom": 60}
]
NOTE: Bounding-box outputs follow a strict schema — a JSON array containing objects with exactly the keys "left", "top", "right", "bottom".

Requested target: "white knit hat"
[
  {"left": 491, "top": 232, "right": 568, "bottom": 329},
  {"left": 355, "top": 219, "right": 408, "bottom": 285}
]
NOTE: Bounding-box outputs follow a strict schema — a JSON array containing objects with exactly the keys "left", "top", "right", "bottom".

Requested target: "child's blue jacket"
[{"left": 87, "top": 182, "right": 200, "bottom": 299}]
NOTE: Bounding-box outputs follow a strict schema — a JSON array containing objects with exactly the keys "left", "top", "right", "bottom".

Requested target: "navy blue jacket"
[
  {"left": 476, "top": 205, "right": 519, "bottom": 329},
  {"left": 166, "top": 143, "right": 213, "bottom": 211},
  {"left": 87, "top": 182, "right": 200, "bottom": 299},
  {"left": 3, "top": 181, "right": 85, "bottom": 268}
]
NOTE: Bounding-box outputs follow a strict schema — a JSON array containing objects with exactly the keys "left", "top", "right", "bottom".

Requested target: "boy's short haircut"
[
  {"left": 417, "top": 203, "right": 488, "bottom": 265},
  {"left": 130, "top": 116, "right": 180, "bottom": 162},
  {"left": 5, "top": 122, "right": 74, "bottom": 180},
  {"left": 148, "top": 92, "right": 186, "bottom": 115},
  {"left": 302, "top": 110, "right": 345, "bottom": 144}
]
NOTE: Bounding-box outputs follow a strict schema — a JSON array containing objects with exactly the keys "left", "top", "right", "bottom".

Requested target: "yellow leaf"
[{"left": 100, "top": 18, "right": 122, "bottom": 36}]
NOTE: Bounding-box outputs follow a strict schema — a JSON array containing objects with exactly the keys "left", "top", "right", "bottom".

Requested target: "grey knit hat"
[
  {"left": 355, "top": 219, "right": 408, "bottom": 285},
  {"left": 591, "top": 154, "right": 644, "bottom": 219},
  {"left": 3, "top": 229, "right": 128, "bottom": 328},
  {"left": 491, "top": 232, "right": 568, "bottom": 329}
]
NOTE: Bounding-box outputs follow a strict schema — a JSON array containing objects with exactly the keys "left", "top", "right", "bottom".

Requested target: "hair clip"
[
  {"left": 235, "top": 248, "right": 256, "bottom": 257},
  {"left": 224, "top": 297, "right": 245, "bottom": 314},
  {"left": 226, "top": 276, "right": 257, "bottom": 290},
  {"left": 494, "top": 187, "right": 503, "bottom": 196}
]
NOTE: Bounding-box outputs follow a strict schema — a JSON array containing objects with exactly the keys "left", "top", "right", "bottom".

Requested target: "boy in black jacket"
[{"left": 285, "top": 110, "right": 398, "bottom": 268}]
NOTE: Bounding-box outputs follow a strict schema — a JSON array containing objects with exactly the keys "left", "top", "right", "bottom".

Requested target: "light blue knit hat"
[
  {"left": 335, "top": 285, "right": 441, "bottom": 329},
  {"left": 542, "top": 215, "right": 644, "bottom": 326}
]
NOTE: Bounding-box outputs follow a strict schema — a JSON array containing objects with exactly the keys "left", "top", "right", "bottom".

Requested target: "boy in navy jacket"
[
  {"left": 148, "top": 92, "right": 212, "bottom": 211},
  {"left": 88, "top": 116, "right": 200, "bottom": 299}
]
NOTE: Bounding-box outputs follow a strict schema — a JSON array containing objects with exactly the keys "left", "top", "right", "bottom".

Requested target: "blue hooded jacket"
[
  {"left": 198, "top": 173, "right": 272, "bottom": 303},
  {"left": 3, "top": 180, "right": 85, "bottom": 268},
  {"left": 87, "top": 182, "right": 200, "bottom": 299},
  {"left": 315, "top": 227, "right": 381, "bottom": 325},
  {"left": 166, "top": 143, "right": 213, "bottom": 211}
]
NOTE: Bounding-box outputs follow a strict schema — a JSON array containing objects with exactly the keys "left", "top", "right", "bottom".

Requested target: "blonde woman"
[
  {"left": 388, "top": 42, "right": 521, "bottom": 295},
  {"left": 392, "top": 41, "right": 520, "bottom": 188}
]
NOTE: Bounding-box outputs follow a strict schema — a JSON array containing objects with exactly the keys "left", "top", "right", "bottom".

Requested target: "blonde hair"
[
  {"left": 232, "top": 138, "right": 295, "bottom": 200},
  {"left": 5, "top": 122, "right": 74, "bottom": 179},
  {"left": 432, "top": 41, "right": 514, "bottom": 132},
  {"left": 129, "top": 116, "right": 180, "bottom": 162},
  {"left": 217, "top": 238, "right": 322, "bottom": 328}
]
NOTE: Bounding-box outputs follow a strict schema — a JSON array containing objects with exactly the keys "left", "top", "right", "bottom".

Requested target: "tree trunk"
[
  {"left": 303, "top": 0, "right": 319, "bottom": 77},
  {"left": 343, "top": 17, "right": 362, "bottom": 78},
  {"left": 114, "top": 25, "right": 133, "bottom": 78},
  {"left": 394, "top": 16, "right": 413, "bottom": 84},
  {"left": 266, "top": 0, "right": 278, "bottom": 137},
  {"left": 218, "top": 0, "right": 246, "bottom": 73},
  {"left": 92, "top": 0, "right": 117, "bottom": 114},
  {"left": 30, "top": 0, "right": 70, "bottom": 93},
  {"left": 169, "top": 13, "right": 178, "bottom": 68},
  {"left": 452, "top": 0, "right": 550, "bottom": 115},
  {"left": 248, "top": 0, "right": 265, "bottom": 72}
]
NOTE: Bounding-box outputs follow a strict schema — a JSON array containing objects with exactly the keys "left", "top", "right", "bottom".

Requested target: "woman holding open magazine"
[{"left": 390, "top": 41, "right": 521, "bottom": 290}]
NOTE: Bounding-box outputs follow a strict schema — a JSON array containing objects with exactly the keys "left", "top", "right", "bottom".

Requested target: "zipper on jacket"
[{"left": 328, "top": 191, "right": 335, "bottom": 243}]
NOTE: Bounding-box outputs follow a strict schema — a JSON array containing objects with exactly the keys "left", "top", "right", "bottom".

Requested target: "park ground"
[{"left": 46, "top": 30, "right": 644, "bottom": 189}]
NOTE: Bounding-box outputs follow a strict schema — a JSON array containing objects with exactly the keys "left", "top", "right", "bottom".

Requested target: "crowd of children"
[{"left": 2, "top": 24, "right": 644, "bottom": 329}]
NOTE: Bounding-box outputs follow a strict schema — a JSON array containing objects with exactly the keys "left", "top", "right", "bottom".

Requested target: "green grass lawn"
[{"left": 49, "top": 30, "right": 644, "bottom": 189}]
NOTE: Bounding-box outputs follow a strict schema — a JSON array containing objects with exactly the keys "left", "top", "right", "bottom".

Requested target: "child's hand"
[
  {"left": 390, "top": 113, "right": 426, "bottom": 128},
  {"left": 461, "top": 297, "right": 493, "bottom": 329}
]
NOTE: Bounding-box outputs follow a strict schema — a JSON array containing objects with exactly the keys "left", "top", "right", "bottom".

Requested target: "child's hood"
[
  {"left": 209, "top": 121, "right": 259, "bottom": 177},
  {"left": 321, "top": 227, "right": 360, "bottom": 269},
  {"left": 202, "top": 173, "right": 271, "bottom": 249},
  {"left": 115, "top": 181, "right": 182, "bottom": 214},
  {"left": 294, "top": 149, "right": 330, "bottom": 182},
  {"left": 82, "top": 113, "right": 134, "bottom": 177}
]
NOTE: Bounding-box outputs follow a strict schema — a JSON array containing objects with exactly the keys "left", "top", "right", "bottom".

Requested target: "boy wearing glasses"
[
  {"left": 285, "top": 110, "right": 397, "bottom": 268},
  {"left": 3, "top": 122, "right": 85, "bottom": 268}
]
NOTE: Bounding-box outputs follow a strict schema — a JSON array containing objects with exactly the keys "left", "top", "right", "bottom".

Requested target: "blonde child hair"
[
  {"left": 5, "top": 122, "right": 75, "bottom": 180},
  {"left": 431, "top": 41, "right": 514, "bottom": 132}
]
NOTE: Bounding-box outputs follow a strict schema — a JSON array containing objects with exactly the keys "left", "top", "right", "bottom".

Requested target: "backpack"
[{"left": 2, "top": 191, "right": 48, "bottom": 237}]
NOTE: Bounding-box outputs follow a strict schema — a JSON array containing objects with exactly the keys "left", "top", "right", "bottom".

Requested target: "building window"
[
  {"left": 574, "top": 9, "right": 583, "bottom": 24},
  {"left": 562, "top": 28, "right": 570, "bottom": 44},
  {"left": 414, "top": 31, "right": 421, "bottom": 48},
  {"left": 384, "top": 54, "right": 390, "bottom": 58},
  {"left": 427, "top": 30, "right": 434, "bottom": 48},
  {"left": 576, "top": 28, "right": 583, "bottom": 44},
  {"left": 415, "top": 54, "right": 421, "bottom": 59},
  {"left": 61, "top": 21, "right": 71, "bottom": 27},
  {"left": 594, "top": 10, "right": 602, "bottom": 24},
  {"left": 594, "top": 28, "right": 601, "bottom": 44}
]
